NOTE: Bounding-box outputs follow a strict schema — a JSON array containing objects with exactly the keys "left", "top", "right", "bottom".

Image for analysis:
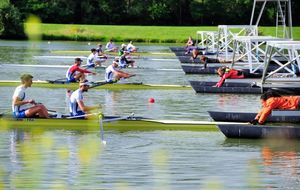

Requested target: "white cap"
[{"left": 121, "top": 44, "right": 127, "bottom": 48}]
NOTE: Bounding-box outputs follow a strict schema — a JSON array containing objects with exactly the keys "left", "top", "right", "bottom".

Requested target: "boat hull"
[
  {"left": 209, "top": 111, "right": 300, "bottom": 123},
  {"left": 0, "top": 117, "right": 217, "bottom": 132},
  {"left": 218, "top": 124, "right": 300, "bottom": 139}
]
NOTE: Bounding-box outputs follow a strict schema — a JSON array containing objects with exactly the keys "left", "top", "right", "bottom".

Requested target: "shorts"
[
  {"left": 70, "top": 111, "right": 86, "bottom": 119},
  {"left": 67, "top": 77, "right": 77, "bottom": 83},
  {"left": 13, "top": 110, "right": 27, "bottom": 118},
  {"left": 87, "top": 63, "right": 95, "bottom": 68}
]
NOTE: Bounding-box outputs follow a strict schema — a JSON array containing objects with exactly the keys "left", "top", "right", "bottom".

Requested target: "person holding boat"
[
  {"left": 12, "top": 74, "right": 49, "bottom": 118},
  {"left": 250, "top": 90, "right": 300, "bottom": 125},
  {"left": 214, "top": 66, "right": 261, "bottom": 87},
  {"left": 105, "top": 58, "right": 135, "bottom": 83},
  {"left": 69, "top": 80, "right": 100, "bottom": 118},
  {"left": 66, "top": 58, "right": 96, "bottom": 83}
]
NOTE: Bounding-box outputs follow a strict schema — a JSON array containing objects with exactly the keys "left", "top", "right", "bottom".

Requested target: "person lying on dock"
[
  {"left": 105, "top": 59, "right": 135, "bottom": 83},
  {"left": 12, "top": 74, "right": 49, "bottom": 118},
  {"left": 190, "top": 49, "right": 217, "bottom": 63},
  {"left": 214, "top": 67, "right": 261, "bottom": 87},
  {"left": 66, "top": 58, "right": 96, "bottom": 83},
  {"left": 69, "top": 80, "right": 100, "bottom": 119},
  {"left": 105, "top": 39, "right": 118, "bottom": 52},
  {"left": 87, "top": 48, "right": 105, "bottom": 68},
  {"left": 200, "top": 55, "right": 232, "bottom": 68},
  {"left": 250, "top": 90, "right": 300, "bottom": 125}
]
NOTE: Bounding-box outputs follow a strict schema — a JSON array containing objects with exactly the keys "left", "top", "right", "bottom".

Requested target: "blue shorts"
[
  {"left": 87, "top": 63, "right": 95, "bottom": 68},
  {"left": 13, "top": 110, "right": 27, "bottom": 118},
  {"left": 67, "top": 77, "right": 77, "bottom": 83},
  {"left": 70, "top": 111, "right": 86, "bottom": 119}
]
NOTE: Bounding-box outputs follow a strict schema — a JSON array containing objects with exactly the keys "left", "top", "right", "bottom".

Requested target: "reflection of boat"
[
  {"left": 0, "top": 80, "right": 192, "bottom": 90},
  {"left": 217, "top": 124, "right": 300, "bottom": 139},
  {"left": 0, "top": 115, "right": 217, "bottom": 132},
  {"left": 208, "top": 111, "right": 300, "bottom": 123}
]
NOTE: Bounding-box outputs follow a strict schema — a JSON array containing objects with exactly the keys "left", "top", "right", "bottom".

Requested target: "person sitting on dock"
[
  {"left": 87, "top": 48, "right": 104, "bottom": 68},
  {"left": 214, "top": 67, "right": 261, "bottom": 87},
  {"left": 12, "top": 74, "right": 49, "bottom": 118},
  {"left": 66, "top": 58, "right": 96, "bottom": 83},
  {"left": 185, "top": 36, "right": 195, "bottom": 55},
  {"left": 105, "top": 59, "right": 135, "bottom": 83},
  {"left": 69, "top": 80, "right": 100, "bottom": 119},
  {"left": 105, "top": 39, "right": 118, "bottom": 52},
  {"left": 250, "top": 90, "right": 300, "bottom": 125}
]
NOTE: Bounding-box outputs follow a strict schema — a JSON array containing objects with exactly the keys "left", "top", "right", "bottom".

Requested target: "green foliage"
[{"left": 0, "top": 3, "right": 25, "bottom": 39}]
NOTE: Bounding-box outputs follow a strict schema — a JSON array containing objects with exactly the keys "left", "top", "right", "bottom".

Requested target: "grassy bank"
[{"left": 41, "top": 24, "right": 300, "bottom": 43}]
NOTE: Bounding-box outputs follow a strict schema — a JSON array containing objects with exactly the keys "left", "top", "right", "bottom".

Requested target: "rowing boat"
[
  {"left": 0, "top": 80, "right": 192, "bottom": 90},
  {"left": 217, "top": 123, "right": 300, "bottom": 139},
  {"left": 209, "top": 110, "right": 300, "bottom": 123},
  {"left": 0, "top": 115, "right": 217, "bottom": 132}
]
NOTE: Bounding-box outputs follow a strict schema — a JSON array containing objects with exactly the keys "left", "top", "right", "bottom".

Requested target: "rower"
[
  {"left": 105, "top": 58, "right": 135, "bottom": 83},
  {"left": 126, "top": 41, "right": 138, "bottom": 52},
  {"left": 69, "top": 80, "right": 100, "bottom": 119},
  {"left": 214, "top": 67, "right": 260, "bottom": 87},
  {"left": 66, "top": 58, "right": 96, "bottom": 82},
  {"left": 250, "top": 90, "right": 300, "bottom": 125},
  {"left": 119, "top": 51, "right": 135, "bottom": 68},
  {"left": 12, "top": 74, "right": 49, "bottom": 118},
  {"left": 87, "top": 48, "right": 103, "bottom": 68}
]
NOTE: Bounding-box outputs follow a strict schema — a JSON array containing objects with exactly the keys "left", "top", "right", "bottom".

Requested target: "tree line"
[{"left": 1, "top": 0, "right": 299, "bottom": 39}]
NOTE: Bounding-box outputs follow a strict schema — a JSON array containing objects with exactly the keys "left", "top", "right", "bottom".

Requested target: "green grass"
[{"left": 40, "top": 24, "right": 300, "bottom": 43}]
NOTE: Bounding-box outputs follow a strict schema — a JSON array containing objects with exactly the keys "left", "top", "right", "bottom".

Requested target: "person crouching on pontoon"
[
  {"left": 69, "top": 80, "right": 100, "bottom": 119},
  {"left": 105, "top": 59, "right": 135, "bottom": 83},
  {"left": 12, "top": 74, "right": 49, "bottom": 118},
  {"left": 214, "top": 67, "right": 261, "bottom": 87},
  {"left": 250, "top": 90, "right": 300, "bottom": 125},
  {"left": 66, "top": 58, "right": 96, "bottom": 83}
]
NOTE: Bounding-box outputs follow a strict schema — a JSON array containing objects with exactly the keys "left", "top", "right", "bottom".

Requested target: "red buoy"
[{"left": 148, "top": 98, "right": 155, "bottom": 103}]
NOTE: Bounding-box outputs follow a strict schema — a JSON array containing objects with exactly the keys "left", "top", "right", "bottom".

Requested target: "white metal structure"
[
  {"left": 217, "top": 25, "right": 258, "bottom": 60},
  {"left": 231, "top": 36, "right": 290, "bottom": 73},
  {"left": 262, "top": 41, "right": 300, "bottom": 84},
  {"left": 250, "top": 0, "right": 293, "bottom": 39},
  {"left": 196, "top": 31, "right": 219, "bottom": 51}
]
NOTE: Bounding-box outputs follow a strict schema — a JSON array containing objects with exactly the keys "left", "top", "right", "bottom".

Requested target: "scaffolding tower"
[{"left": 250, "top": 0, "right": 293, "bottom": 39}]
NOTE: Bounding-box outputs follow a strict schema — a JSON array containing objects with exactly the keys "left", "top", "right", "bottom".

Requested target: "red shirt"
[{"left": 216, "top": 69, "right": 244, "bottom": 87}]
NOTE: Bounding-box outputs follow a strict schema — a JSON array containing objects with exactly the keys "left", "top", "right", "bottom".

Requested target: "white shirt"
[
  {"left": 105, "top": 65, "right": 118, "bottom": 82},
  {"left": 87, "top": 53, "right": 96, "bottom": 66},
  {"left": 12, "top": 85, "right": 28, "bottom": 112},
  {"left": 69, "top": 89, "right": 84, "bottom": 114}
]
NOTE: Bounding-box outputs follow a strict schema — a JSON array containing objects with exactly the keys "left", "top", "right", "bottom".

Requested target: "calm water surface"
[{"left": 0, "top": 40, "right": 299, "bottom": 189}]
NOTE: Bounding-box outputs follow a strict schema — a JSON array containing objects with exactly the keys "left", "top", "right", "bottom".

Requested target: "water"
[{"left": 0, "top": 40, "right": 300, "bottom": 189}]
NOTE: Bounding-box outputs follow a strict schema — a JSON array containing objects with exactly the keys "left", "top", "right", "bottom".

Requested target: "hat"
[
  {"left": 75, "top": 57, "right": 83, "bottom": 62},
  {"left": 113, "top": 57, "right": 119, "bottom": 63},
  {"left": 79, "top": 80, "right": 91, "bottom": 87},
  {"left": 121, "top": 44, "right": 127, "bottom": 48},
  {"left": 20, "top": 74, "right": 33, "bottom": 81}
]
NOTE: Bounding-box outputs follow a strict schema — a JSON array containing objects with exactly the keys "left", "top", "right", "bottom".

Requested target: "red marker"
[{"left": 148, "top": 98, "right": 155, "bottom": 103}]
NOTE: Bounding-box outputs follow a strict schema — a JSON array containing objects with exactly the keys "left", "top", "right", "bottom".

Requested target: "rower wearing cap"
[
  {"left": 12, "top": 74, "right": 49, "bottom": 118},
  {"left": 66, "top": 58, "right": 96, "bottom": 82},
  {"left": 105, "top": 58, "right": 135, "bottom": 83},
  {"left": 69, "top": 80, "right": 99, "bottom": 118}
]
